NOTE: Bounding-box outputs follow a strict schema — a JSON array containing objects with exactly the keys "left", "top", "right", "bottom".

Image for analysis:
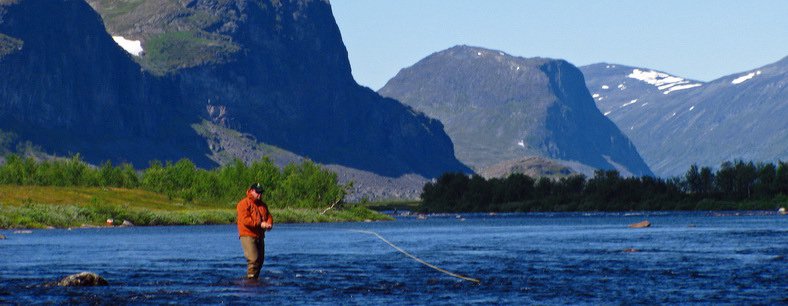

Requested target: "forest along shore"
[{"left": 0, "top": 155, "right": 393, "bottom": 229}]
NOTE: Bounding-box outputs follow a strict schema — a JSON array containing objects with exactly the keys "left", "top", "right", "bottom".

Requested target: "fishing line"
[{"left": 349, "top": 229, "right": 481, "bottom": 284}]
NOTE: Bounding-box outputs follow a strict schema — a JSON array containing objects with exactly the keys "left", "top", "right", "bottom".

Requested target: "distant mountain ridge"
[
  {"left": 580, "top": 57, "right": 788, "bottom": 176},
  {"left": 0, "top": 0, "right": 470, "bottom": 200},
  {"left": 380, "top": 45, "right": 653, "bottom": 177},
  {"left": 581, "top": 63, "right": 705, "bottom": 116}
]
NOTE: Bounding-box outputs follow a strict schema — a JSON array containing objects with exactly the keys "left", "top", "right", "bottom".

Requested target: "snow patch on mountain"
[
  {"left": 112, "top": 36, "right": 143, "bottom": 56},
  {"left": 663, "top": 83, "right": 702, "bottom": 94},
  {"left": 731, "top": 70, "right": 762, "bottom": 84},
  {"left": 628, "top": 69, "right": 702, "bottom": 94}
]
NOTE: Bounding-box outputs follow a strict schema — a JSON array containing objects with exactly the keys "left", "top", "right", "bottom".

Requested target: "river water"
[{"left": 1, "top": 212, "right": 786, "bottom": 304}]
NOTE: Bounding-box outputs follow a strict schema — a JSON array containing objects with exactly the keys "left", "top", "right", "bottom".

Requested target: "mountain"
[
  {"left": 0, "top": 0, "right": 470, "bottom": 199},
  {"left": 379, "top": 45, "right": 653, "bottom": 177},
  {"left": 580, "top": 63, "right": 704, "bottom": 116},
  {"left": 0, "top": 0, "right": 212, "bottom": 166},
  {"left": 580, "top": 57, "right": 788, "bottom": 176},
  {"left": 477, "top": 156, "right": 578, "bottom": 180}
]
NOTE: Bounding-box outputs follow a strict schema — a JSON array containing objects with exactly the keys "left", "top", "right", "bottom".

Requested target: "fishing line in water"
[{"left": 349, "top": 229, "right": 481, "bottom": 284}]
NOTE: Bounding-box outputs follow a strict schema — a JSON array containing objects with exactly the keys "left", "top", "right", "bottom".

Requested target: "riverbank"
[{"left": 0, "top": 186, "right": 392, "bottom": 229}]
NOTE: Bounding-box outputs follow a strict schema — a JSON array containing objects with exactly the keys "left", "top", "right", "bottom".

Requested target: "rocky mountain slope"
[
  {"left": 478, "top": 156, "right": 578, "bottom": 180},
  {"left": 0, "top": 0, "right": 212, "bottom": 167},
  {"left": 380, "top": 45, "right": 653, "bottom": 177},
  {"left": 581, "top": 57, "right": 788, "bottom": 176},
  {"left": 0, "top": 0, "right": 470, "bottom": 199}
]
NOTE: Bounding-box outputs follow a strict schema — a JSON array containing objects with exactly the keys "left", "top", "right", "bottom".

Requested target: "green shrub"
[{"left": 0, "top": 155, "right": 350, "bottom": 212}]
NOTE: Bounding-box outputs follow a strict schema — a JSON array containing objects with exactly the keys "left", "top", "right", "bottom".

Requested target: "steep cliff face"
[
  {"left": 581, "top": 57, "right": 787, "bottom": 176},
  {"left": 380, "top": 46, "right": 652, "bottom": 176},
  {"left": 0, "top": 0, "right": 212, "bottom": 166},
  {"left": 0, "top": 0, "right": 469, "bottom": 179},
  {"left": 170, "top": 0, "right": 466, "bottom": 177}
]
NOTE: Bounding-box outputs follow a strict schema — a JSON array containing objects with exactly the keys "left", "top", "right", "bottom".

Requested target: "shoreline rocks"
[{"left": 57, "top": 272, "right": 108, "bottom": 287}]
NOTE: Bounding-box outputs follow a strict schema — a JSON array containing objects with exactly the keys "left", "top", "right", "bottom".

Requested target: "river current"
[{"left": 1, "top": 211, "right": 786, "bottom": 304}]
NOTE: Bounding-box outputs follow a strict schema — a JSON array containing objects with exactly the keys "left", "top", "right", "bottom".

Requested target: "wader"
[{"left": 240, "top": 236, "right": 265, "bottom": 279}]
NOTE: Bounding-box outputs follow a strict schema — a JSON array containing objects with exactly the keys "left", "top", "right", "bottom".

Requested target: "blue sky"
[{"left": 330, "top": 0, "right": 788, "bottom": 90}]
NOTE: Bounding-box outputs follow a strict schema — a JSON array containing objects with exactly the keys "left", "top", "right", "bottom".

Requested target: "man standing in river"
[{"left": 237, "top": 183, "right": 274, "bottom": 279}]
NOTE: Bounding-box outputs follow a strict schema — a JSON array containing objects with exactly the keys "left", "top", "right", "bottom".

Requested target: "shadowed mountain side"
[
  {"left": 380, "top": 45, "right": 652, "bottom": 176},
  {"left": 0, "top": 0, "right": 470, "bottom": 178},
  {"left": 101, "top": 0, "right": 470, "bottom": 177},
  {"left": 0, "top": 0, "right": 213, "bottom": 167},
  {"left": 194, "top": 121, "right": 425, "bottom": 200}
]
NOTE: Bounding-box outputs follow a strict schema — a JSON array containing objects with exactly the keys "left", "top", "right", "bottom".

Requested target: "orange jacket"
[{"left": 236, "top": 190, "right": 274, "bottom": 238}]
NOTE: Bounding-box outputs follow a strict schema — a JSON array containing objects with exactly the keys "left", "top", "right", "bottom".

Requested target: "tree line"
[
  {"left": 0, "top": 154, "right": 348, "bottom": 209},
  {"left": 421, "top": 160, "right": 788, "bottom": 212}
]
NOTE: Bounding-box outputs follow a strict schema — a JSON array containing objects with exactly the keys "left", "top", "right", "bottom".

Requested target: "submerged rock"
[
  {"left": 57, "top": 272, "right": 108, "bottom": 287},
  {"left": 0, "top": 234, "right": 6, "bottom": 240},
  {"left": 628, "top": 220, "right": 651, "bottom": 228},
  {"left": 623, "top": 248, "right": 639, "bottom": 253}
]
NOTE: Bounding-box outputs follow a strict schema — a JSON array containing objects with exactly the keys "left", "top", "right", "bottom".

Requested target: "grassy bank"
[{"left": 0, "top": 185, "right": 391, "bottom": 229}]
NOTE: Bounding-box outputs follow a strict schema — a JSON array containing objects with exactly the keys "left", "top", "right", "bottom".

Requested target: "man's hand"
[{"left": 261, "top": 221, "right": 273, "bottom": 231}]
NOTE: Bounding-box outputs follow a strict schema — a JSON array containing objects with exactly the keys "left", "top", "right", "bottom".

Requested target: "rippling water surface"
[{"left": 1, "top": 212, "right": 786, "bottom": 304}]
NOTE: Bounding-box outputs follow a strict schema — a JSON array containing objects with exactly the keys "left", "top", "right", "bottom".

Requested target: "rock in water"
[
  {"left": 57, "top": 272, "right": 108, "bottom": 286},
  {"left": 121, "top": 220, "right": 134, "bottom": 227},
  {"left": 0, "top": 234, "right": 6, "bottom": 240},
  {"left": 628, "top": 220, "right": 651, "bottom": 228}
]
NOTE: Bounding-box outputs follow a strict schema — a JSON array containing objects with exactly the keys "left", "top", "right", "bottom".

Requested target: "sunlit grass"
[
  {"left": 0, "top": 185, "right": 230, "bottom": 210},
  {"left": 0, "top": 185, "right": 391, "bottom": 229}
]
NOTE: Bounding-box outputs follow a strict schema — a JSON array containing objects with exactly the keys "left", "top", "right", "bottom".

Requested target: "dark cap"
[{"left": 250, "top": 183, "right": 264, "bottom": 193}]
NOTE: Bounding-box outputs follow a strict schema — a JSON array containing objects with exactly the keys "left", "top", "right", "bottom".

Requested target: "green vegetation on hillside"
[
  {"left": 86, "top": 0, "right": 243, "bottom": 74},
  {"left": 92, "top": 0, "right": 144, "bottom": 20},
  {"left": 421, "top": 160, "right": 788, "bottom": 212},
  {"left": 142, "top": 31, "right": 239, "bottom": 73},
  {"left": 0, "top": 155, "right": 391, "bottom": 228}
]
